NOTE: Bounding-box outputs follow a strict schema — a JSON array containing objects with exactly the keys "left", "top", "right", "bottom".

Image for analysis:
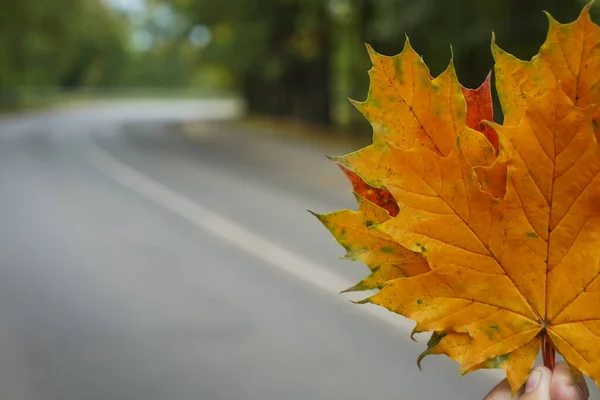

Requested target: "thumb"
[
  {"left": 518, "top": 366, "right": 552, "bottom": 400},
  {"left": 485, "top": 366, "right": 552, "bottom": 400}
]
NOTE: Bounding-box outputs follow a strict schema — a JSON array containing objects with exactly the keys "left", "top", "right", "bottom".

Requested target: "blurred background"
[
  {"left": 2, "top": 0, "right": 598, "bottom": 126},
  {"left": 0, "top": 0, "right": 598, "bottom": 399}
]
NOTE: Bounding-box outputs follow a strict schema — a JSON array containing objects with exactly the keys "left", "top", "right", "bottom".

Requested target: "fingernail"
[
  {"left": 524, "top": 370, "right": 542, "bottom": 393},
  {"left": 568, "top": 385, "right": 583, "bottom": 400}
]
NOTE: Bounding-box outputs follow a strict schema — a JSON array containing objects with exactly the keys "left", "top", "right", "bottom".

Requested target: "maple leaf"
[
  {"left": 317, "top": 82, "right": 495, "bottom": 293},
  {"left": 493, "top": 4, "right": 600, "bottom": 137},
  {"left": 314, "top": 3, "right": 600, "bottom": 392},
  {"left": 329, "top": 40, "right": 497, "bottom": 188}
]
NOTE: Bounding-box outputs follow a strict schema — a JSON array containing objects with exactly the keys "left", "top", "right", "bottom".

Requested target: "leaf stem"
[{"left": 542, "top": 333, "right": 555, "bottom": 370}]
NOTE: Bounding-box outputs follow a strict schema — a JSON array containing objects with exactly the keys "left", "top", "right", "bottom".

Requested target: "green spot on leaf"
[
  {"left": 392, "top": 58, "right": 404, "bottom": 80},
  {"left": 414, "top": 242, "right": 427, "bottom": 253},
  {"left": 381, "top": 246, "right": 395, "bottom": 253},
  {"left": 483, "top": 353, "right": 510, "bottom": 369},
  {"left": 486, "top": 324, "right": 500, "bottom": 338},
  {"left": 526, "top": 232, "right": 538, "bottom": 238},
  {"left": 370, "top": 97, "right": 382, "bottom": 109},
  {"left": 427, "top": 331, "right": 447, "bottom": 347}
]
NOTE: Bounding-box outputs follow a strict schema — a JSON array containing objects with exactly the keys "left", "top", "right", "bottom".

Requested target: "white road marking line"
[{"left": 83, "top": 137, "right": 502, "bottom": 380}]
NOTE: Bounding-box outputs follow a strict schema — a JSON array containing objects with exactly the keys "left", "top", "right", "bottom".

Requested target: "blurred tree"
[
  {"left": 61, "top": 0, "right": 130, "bottom": 88},
  {"left": 329, "top": 0, "right": 371, "bottom": 129},
  {"left": 119, "top": 3, "right": 202, "bottom": 88},
  {"left": 173, "top": 0, "right": 333, "bottom": 124},
  {"left": 0, "top": 0, "right": 129, "bottom": 106}
]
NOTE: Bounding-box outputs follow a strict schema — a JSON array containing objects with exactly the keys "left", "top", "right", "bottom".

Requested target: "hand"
[{"left": 485, "top": 362, "right": 589, "bottom": 400}]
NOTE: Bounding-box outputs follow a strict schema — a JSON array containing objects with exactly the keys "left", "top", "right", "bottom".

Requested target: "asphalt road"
[{"left": 0, "top": 100, "right": 583, "bottom": 400}]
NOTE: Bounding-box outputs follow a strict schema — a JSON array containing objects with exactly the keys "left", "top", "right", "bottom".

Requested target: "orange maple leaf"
[{"left": 314, "top": 4, "right": 600, "bottom": 392}]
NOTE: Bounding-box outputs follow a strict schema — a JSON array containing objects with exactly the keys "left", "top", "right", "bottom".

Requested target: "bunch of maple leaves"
[{"left": 314, "top": 4, "right": 600, "bottom": 392}]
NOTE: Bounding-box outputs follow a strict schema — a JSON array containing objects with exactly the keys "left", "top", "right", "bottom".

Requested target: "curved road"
[{"left": 0, "top": 100, "right": 573, "bottom": 399}]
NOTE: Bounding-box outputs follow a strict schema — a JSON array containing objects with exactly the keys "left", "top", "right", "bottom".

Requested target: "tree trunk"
[{"left": 242, "top": 2, "right": 331, "bottom": 126}]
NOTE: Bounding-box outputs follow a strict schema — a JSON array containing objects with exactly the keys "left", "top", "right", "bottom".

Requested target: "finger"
[
  {"left": 550, "top": 362, "right": 589, "bottom": 400},
  {"left": 485, "top": 367, "right": 552, "bottom": 400},
  {"left": 484, "top": 377, "right": 513, "bottom": 400},
  {"left": 518, "top": 366, "right": 552, "bottom": 400}
]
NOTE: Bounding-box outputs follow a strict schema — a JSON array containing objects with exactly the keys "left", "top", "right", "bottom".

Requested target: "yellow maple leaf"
[{"left": 315, "top": 3, "right": 600, "bottom": 392}]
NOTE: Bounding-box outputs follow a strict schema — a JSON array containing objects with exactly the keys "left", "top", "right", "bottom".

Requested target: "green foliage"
[{"left": 0, "top": 0, "right": 129, "bottom": 107}]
